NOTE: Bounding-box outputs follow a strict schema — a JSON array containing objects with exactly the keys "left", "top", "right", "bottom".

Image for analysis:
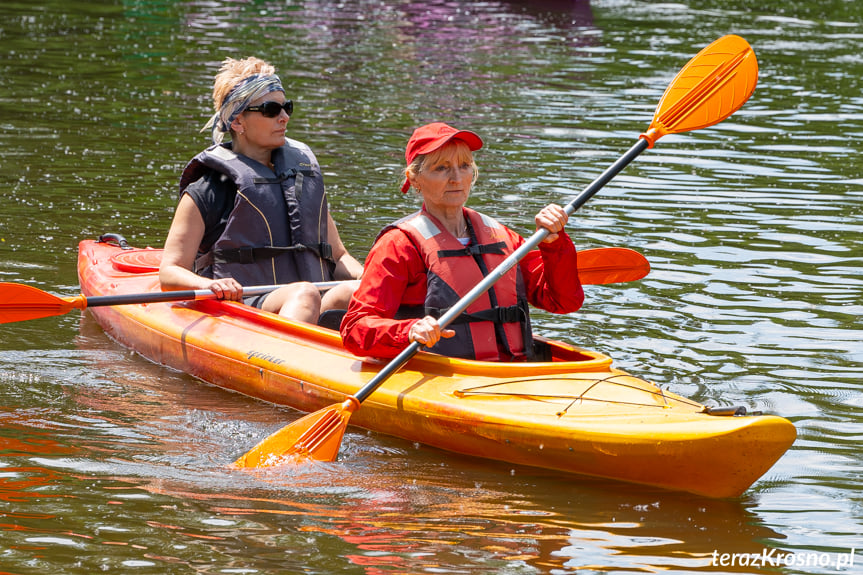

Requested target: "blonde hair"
[
  {"left": 211, "top": 57, "right": 276, "bottom": 111},
  {"left": 405, "top": 140, "right": 479, "bottom": 191}
]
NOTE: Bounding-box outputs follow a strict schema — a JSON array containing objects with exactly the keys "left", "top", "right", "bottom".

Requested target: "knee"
[
  {"left": 293, "top": 282, "right": 322, "bottom": 306},
  {"left": 263, "top": 282, "right": 321, "bottom": 318},
  {"left": 321, "top": 280, "right": 360, "bottom": 311}
]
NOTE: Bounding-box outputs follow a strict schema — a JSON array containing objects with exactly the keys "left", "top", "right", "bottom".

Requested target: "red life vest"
[{"left": 393, "top": 207, "right": 532, "bottom": 361}]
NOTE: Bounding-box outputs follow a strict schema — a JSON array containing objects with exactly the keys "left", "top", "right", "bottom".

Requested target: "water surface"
[{"left": 1, "top": 1, "right": 861, "bottom": 573}]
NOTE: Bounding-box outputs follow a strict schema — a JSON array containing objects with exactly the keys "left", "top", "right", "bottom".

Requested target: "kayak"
[{"left": 76, "top": 236, "right": 795, "bottom": 498}]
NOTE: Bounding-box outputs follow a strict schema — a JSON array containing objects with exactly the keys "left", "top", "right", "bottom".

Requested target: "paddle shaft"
[
  {"left": 233, "top": 35, "right": 759, "bottom": 467},
  {"left": 79, "top": 281, "right": 345, "bottom": 308},
  {"left": 353, "top": 138, "right": 650, "bottom": 404},
  {"left": 85, "top": 247, "right": 641, "bottom": 309}
]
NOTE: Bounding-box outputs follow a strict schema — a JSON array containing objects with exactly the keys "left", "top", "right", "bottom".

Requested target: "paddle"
[
  {"left": 0, "top": 247, "right": 647, "bottom": 325},
  {"left": 0, "top": 281, "right": 344, "bottom": 325},
  {"left": 232, "top": 34, "right": 759, "bottom": 469},
  {"left": 574, "top": 247, "right": 648, "bottom": 285}
]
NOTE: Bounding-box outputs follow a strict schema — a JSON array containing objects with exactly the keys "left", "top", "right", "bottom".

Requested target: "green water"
[{"left": 1, "top": 1, "right": 861, "bottom": 573}]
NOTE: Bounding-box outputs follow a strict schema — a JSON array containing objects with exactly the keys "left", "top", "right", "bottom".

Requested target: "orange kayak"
[{"left": 77, "top": 237, "right": 795, "bottom": 498}]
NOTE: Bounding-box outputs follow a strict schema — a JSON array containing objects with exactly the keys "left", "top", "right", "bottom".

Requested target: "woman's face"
[
  {"left": 413, "top": 142, "right": 475, "bottom": 213},
  {"left": 235, "top": 92, "right": 290, "bottom": 150}
]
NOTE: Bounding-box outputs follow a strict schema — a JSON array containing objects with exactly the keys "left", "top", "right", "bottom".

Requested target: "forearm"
[
  {"left": 339, "top": 265, "right": 416, "bottom": 358},
  {"left": 524, "top": 232, "right": 584, "bottom": 313},
  {"left": 341, "top": 308, "right": 416, "bottom": 359},
  {"left": 333, "top": 252, "right": 364, "bottom": 280},
  {"left": 339, "top": 229, "right": 425, "bottom": 357},
  {"left": 327, "top": 211, "right": 364, "bottom": 280},
  {"left": 159, "top": 264, "right": 213, "bottom": 292}
]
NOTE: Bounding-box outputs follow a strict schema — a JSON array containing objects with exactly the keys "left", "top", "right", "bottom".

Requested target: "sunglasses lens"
[
  {"left": 261, "top": 100, "right": 293, "bottom": 117},
  {"left": 262, "top": 102, "right": 281, "bottom": 117}
]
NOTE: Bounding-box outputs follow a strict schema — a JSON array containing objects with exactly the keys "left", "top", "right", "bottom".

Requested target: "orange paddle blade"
[
  {"left": 577, "top": 247, "right": 649, "bottom": 284},
  {"left": 0, "top": 282, "right": 86, "bottom": 324},
  {"left": 231, "top": 397, "right": 359, "bottom": 468},
  {"left": 641, "top": 34, "right": 758, "bottom": 147}
]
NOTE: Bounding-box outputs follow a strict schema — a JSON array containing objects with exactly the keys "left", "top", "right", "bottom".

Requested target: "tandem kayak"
[{"left": 76, "top": 236, "right": 795, "bottom": 498}]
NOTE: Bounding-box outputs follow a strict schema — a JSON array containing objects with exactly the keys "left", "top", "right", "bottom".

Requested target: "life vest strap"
[
  {"left": 253, "top": 168, "right": 315, "bottom": 185},
  {"left": 436, "top": 241, "right": 506, "bottom": 259},
  {"left": 451, "top": 304, "right": 523, "bottom": 325},
  {"left": 420, "top": 304, "right": 524, "bottom": 325},
  {"left": 196, "top": 243, "right": 334, "bottom": 271}
]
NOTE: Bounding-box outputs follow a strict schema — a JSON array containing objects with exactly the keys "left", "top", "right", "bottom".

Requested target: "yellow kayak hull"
[{"left": 77, "top": 239, "right": 795, "bottom": 498}]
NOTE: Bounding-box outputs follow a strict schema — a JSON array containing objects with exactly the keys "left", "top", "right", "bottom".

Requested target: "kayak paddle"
[
  {"left": 574, "top": 247, "right": 648, "bottom": 285},
  {"left": 0, "top": 281, "right": 343, "bottom": 325},
  {"left": 0, "top": 247, "right": 647, "bottom": 325},
  {"left": 232, "top": 34, "right": 759, "bottom": 469}
]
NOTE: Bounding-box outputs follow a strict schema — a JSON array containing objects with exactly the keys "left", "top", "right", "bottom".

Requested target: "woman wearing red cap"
[{"left": 339, "top": 122, "right": 583, "bottom": 361}]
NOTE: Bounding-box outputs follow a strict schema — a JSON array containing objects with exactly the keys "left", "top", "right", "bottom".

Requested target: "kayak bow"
[{"left": 75, "top": 238, "right": 795, "bottom": 498}]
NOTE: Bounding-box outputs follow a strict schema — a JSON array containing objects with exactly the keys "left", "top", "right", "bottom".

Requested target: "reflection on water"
[
  {"left": 1, "top": 0, "right": 862, "bottom": 573},
  {"left": 0, "top": 364, "right": 784, "bottom": 573},
  {"left": 0, "top": 313, "right": 791, "bottom": 573}
]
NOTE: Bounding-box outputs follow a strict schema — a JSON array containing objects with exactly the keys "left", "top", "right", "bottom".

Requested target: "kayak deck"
[{"left": 76, "top": 239, "right": 796, "bottom": 498}]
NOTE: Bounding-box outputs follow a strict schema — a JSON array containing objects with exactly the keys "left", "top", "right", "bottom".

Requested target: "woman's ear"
[
  {"left": 230, "top": 117, "right": 245, "bottom": 136},
  {"left": 404, "top": 167, "right": 417, "bottom": 190}
]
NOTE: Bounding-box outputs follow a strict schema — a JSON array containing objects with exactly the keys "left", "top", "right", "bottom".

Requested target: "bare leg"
[
  {"left": 320, "top": 280, "right": 360, "bottom": 313},
  {"left": 261, "top": 283, "right": 322, "bottom": 323}
]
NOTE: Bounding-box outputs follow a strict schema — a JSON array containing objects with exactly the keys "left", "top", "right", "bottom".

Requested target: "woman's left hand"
[
  {"left": 535, "top": 203, "right": 569, "bottom": 243},
  {"left": 409, "top": 316, "right": 455, "bottom": 348}
]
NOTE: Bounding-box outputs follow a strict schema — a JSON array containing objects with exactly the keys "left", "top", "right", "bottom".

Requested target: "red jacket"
[{"left": 340, "top": 213, "right": 584, "bottom": 359}]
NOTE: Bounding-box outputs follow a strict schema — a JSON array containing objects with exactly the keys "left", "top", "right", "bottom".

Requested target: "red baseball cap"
[{"left": 401, "top": 122, "right": 483, "bottom": 192}]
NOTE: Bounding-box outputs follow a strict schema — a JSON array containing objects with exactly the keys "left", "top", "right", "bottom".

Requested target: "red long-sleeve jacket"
[{"left": 340, "top": 222, "right": 583, "bottom": 359}]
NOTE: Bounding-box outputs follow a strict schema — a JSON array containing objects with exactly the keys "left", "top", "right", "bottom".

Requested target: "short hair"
[
  {"left": 404, "top": 140, "right": 479, "bottom": 192},
  {"left": 211, "top": 57, "right": 276, "bottom": 112}
]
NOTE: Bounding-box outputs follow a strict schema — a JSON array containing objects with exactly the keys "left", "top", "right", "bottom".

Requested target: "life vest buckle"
[{"left": 235, "top": 247, "right": 256, "bottom": 264}]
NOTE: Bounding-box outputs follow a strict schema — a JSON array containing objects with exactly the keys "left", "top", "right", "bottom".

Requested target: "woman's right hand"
[
  {"left": 208, "top": 277, "right": 244, "bottom": 301},
  {"left": 535, "top": 203, "right": 569, "bottom": 243},
  {"left": 409, "top": 316, "right": 455, "bottom": 348}
]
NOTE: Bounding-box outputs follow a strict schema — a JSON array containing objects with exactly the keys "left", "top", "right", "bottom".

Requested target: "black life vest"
[
  {"left": 179, "top": 138, "right": 335, "bottom": 285},
  {"left": 389, "top": 207, "right": 532, "bottom": 361}
]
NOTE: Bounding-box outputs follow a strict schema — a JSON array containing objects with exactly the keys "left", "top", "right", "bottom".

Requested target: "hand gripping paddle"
[{"left": 231, "top": 34, "right": 759, "bottom": 468}]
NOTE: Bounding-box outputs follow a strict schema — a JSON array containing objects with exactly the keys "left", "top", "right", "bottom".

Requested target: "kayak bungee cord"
[{"left": 232, "top": 34, "right": 760, "bottom": 469}]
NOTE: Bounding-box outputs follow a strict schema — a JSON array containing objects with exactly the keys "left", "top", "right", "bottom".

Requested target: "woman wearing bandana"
[{"left": 159, "top": 57, "right": 363, "bottom": 324}]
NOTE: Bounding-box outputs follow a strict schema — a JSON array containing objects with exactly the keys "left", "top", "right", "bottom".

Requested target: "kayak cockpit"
[
  {"left": 195, "top": 299, "right": 614, "bottom": 377},
  {"left": 88, "top": 240, "right": 616, "bottom": 378}
]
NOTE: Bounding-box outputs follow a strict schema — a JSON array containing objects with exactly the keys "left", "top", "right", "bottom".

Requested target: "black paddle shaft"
[
  {"left": 81, "top": 283, "right": 344, "bottom": 308},
  {"left": 353, "top": 137, "right": 650, "bottom": 404}
]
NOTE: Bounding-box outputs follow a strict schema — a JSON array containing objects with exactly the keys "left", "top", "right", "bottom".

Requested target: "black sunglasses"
[{"left": 245, "top": 100, "right": 293, "bottom": 118}]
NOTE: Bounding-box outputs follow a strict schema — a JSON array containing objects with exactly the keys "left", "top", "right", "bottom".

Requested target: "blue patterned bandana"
[{"left": 201, "top": 74, "right": 285, "bottom": 144}]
